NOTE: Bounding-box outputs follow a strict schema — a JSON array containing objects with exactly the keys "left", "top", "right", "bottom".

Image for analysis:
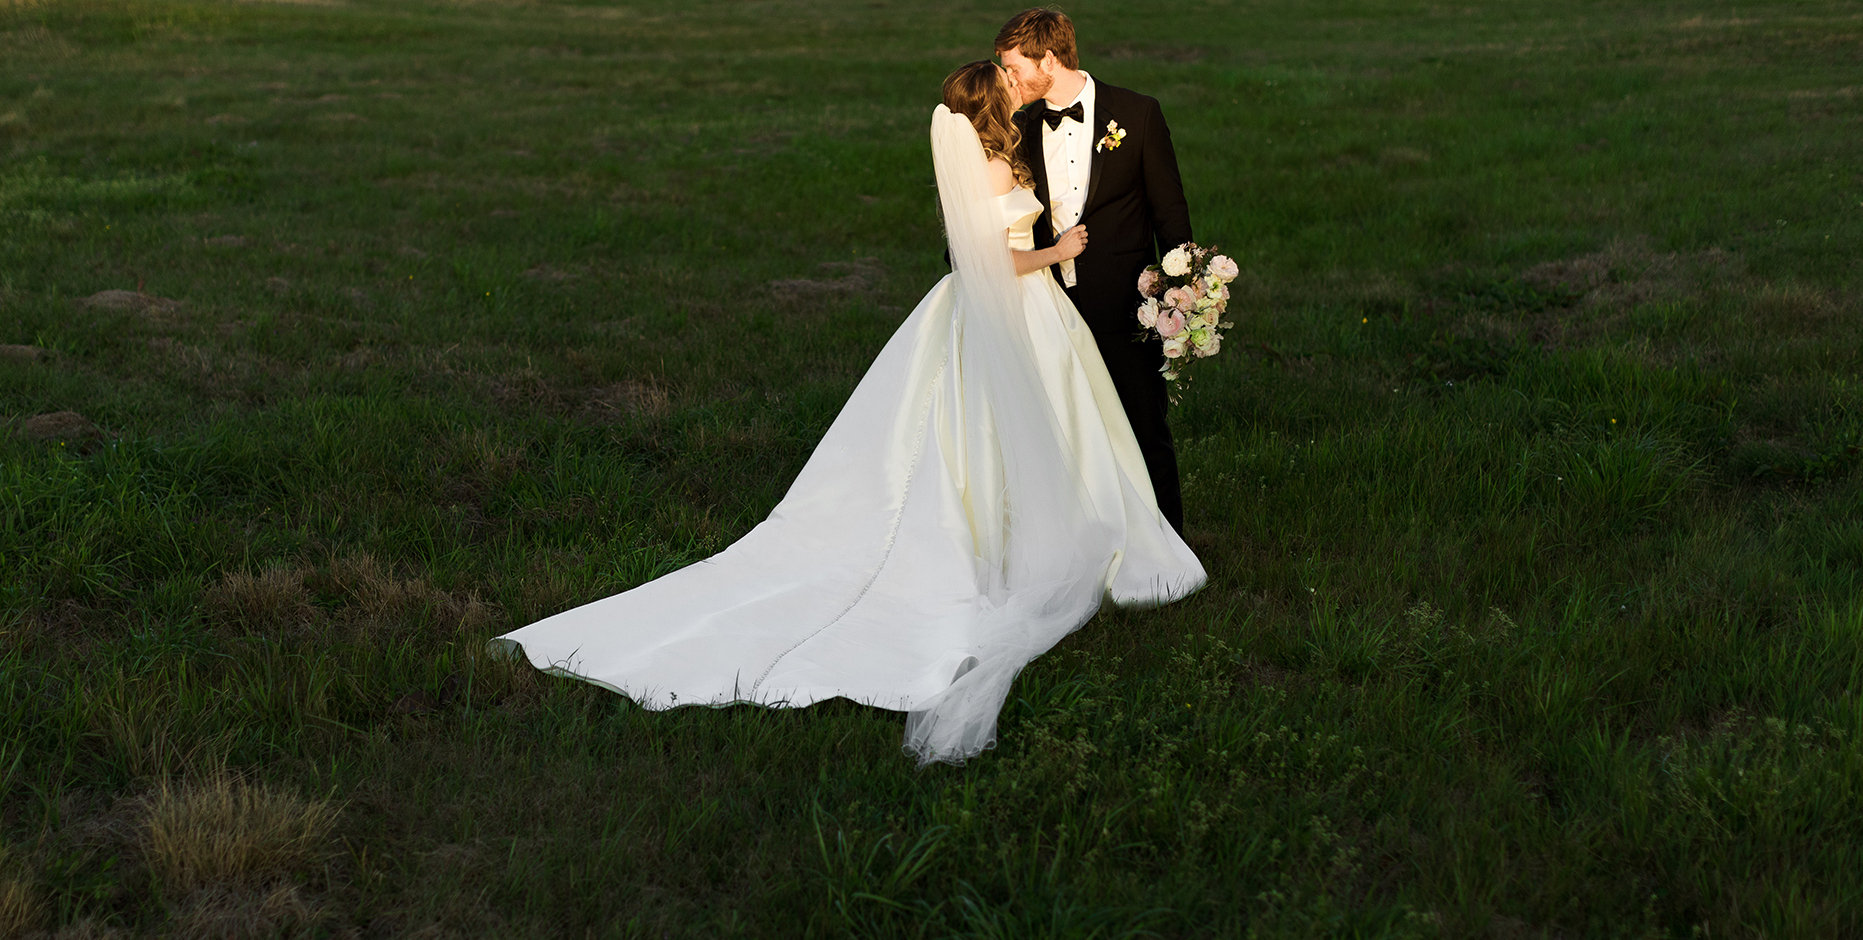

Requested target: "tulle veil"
[{"left": 897, "top": 106, "right": 1117, "bottom": 762}]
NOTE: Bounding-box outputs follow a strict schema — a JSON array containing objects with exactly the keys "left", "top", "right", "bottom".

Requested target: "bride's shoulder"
[{"left": 984, "top": 156, "right": 1016, "bottom": 197}]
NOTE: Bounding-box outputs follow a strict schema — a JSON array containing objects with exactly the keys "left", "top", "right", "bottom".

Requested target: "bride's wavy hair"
[{"left": 941, "top": 61, "right": 1034, "bottom": 189}]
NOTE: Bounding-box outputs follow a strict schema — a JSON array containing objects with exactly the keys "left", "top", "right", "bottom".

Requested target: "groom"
[{"left": 997, "top": 8, "right": 1191, "bottom": 535}]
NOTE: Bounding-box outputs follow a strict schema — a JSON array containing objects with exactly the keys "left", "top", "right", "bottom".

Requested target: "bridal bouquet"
[{"left": 1135, "top": 243, "right": 1239, "bottom": 390}]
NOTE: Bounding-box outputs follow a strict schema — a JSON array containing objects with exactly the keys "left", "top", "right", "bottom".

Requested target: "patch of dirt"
[
  {"left": 1380, "top": 146, "right": 1431, "bottom": 165},
  {"left": 78, "top": 289, "right": 184, "bottom": 318},
  {"left": 1230, "top": 657, "right": 1313, "bottom": 694},
  {"left": 0, "top": 344, "right": 47, "bottom": 362},
  {"left": 1516, "top": 242, "right": 1758, "bottom": 356},
  {"left": 521, "top": 263, "right": 576, "bottom": 282},
  {"left": 17, "top": 411, "right": 98, "bottom": 442},
  {"left": 769, "top": 257, "right": 886, "bottom": 300},
  {"left": 1519, "top": 239, "right": 1743, "bottom": 313}
]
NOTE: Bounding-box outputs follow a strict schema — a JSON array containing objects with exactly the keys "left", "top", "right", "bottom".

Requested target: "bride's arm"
[
  {"left": 985, "top": 157, "right": 1088, "bottom": 277},
  {"left": 1013, "top": 228, "right": 1086, "bottom": 276},
  {"left": 983, "top": 155, "right": 1087, "bottom": 275}
]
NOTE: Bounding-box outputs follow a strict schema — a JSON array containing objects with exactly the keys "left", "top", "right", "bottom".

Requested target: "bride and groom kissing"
[{"left": 491, "top": 9, "right": 1206, "bottom": 764}]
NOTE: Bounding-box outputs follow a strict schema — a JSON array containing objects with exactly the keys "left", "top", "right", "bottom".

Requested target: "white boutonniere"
[{"left": 1096, "top": 119, "right": 1126, "bottom": 152}]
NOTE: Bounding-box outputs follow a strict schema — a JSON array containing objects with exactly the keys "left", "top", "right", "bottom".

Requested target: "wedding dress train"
[{"left": 490, "top": 107, "right": 1204, "bottom": 764}]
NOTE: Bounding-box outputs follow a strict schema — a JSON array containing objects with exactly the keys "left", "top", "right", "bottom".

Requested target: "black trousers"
[{"left": 1068, "top": 285, "right": 1184, "bottom": 535}]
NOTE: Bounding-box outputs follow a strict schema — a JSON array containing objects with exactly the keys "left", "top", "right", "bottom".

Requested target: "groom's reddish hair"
[{"left": 995, "top": 8, "right": 1078, "bottom": 71}]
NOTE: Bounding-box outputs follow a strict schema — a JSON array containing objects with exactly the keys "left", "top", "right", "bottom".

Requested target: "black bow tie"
[{"left": 1039, "top": 102, "right": 1085, "bottom": 130}]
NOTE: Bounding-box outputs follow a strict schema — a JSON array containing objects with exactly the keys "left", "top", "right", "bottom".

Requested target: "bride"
[{"left": 490, "top": 62, "right": 1205, "bottom": 765}]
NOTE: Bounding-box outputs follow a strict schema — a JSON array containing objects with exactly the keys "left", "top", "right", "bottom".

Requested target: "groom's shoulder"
[{"left": 1095, "top": 81, "right": 1166, "bottom": 117}]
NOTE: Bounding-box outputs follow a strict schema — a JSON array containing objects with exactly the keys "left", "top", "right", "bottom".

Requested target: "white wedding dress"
[{"left": 490, "top": 107, "right": 1205, "bottom": 764}]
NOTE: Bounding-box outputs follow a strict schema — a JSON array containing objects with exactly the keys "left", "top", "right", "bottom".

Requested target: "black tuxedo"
[{"left": 1017, "top": 80, "right": 1192, "bottom": 534}]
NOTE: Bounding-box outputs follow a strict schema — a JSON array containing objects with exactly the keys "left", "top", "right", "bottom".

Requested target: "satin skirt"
[{"left": 490, "top": 271, "right": 1205, "bottom": 762}]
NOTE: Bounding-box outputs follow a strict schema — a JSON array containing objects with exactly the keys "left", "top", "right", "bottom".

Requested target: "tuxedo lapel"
[{"left": 1083, "top": 95, "right": 1107, "bottom": 218}]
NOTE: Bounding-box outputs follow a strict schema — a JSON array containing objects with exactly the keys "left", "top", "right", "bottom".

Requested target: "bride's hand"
[{"left": 1054, "top": 224, "right": 1089, "bottom": 261}]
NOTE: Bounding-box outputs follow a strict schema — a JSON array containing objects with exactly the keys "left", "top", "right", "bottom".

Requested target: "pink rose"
[
  {"left": 1163, "top": 287, "right": 1195, "bottom": 312},
  {"left": 1155, "top": 310, "right": 1186, "bottom": 338},
  {"left": 1136, "top": 297, "right": 1160, "bottom": 328},
  {"left": 1209, "top": 255, "right": 1239, "bottom": 281},
  {"left": 1162, "top": 335, "right": 1189, "bottom": 359},
  {"left": 1136, "top": 269, "right": 1162, "bottom": 297}
]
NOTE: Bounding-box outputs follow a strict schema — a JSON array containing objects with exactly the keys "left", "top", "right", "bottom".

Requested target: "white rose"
[
  {"left": 1136, "top": 297, "right": 1160, "bottom": 328},
  {"left": 1209, "top": 255, "right": 1240, "bottom": 281},
  {"left": 1193, "top": 332, "right": 1222, "bottom": 357},
  {"left": 1161, "top": 246, "right": 1192, "bottom": 278},
  {"left": 1162, "top": 335, "right": 1189, "bottom": 359}
]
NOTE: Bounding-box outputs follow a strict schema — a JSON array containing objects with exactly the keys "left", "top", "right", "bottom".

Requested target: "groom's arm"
[{"left": 1142, "top": 96, "right": 1193, "bottom": 254}]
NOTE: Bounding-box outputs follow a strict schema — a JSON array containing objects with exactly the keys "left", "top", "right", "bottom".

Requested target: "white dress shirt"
[{"left": 1040, "top": 71, "right": 1095, "bottom": 287}]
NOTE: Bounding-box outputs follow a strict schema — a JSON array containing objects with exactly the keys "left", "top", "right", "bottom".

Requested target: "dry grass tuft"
[
  {"left": 147, "top": 336, "right": 216, "bottom": 375},
  {"left": 170, "top": 882, "right": 321, "bottom": 940},
  {"left": 583, "top": 378, "right": 671, "bottom": 421},
  {"left": 489, "top": 365, "right": 563, "bottom": 409},
  {"left": 322, "top": 552, "right": 497, "bottom": 636},
  {"left": 141, "top": 774, "right": 340, "bottom": 896},
  {"left": 43, "top": 917, "right": 132, "bottom": 940},
  {"left": 0, "top": 871, "right": 45, "bottom": 938},
  {"left": 203, "top": 567, "right": 318, "bottom": 636},
  {"left": 101, "top": 706, "right": 233, "bottom": 780},
  {"left": 205, "top": 556, "right": 496, "bottom": 641},
  {"left": 454, "top": 426, "right": 530, "bottom": 482},
  {"left": 1748, "top": 281, "right": 1839, "bottom": 330}
]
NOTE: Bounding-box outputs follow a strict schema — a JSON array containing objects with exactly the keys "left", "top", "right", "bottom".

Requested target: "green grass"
[{"left": 2, "top": 0, "right": 1862, "bottom": 936}]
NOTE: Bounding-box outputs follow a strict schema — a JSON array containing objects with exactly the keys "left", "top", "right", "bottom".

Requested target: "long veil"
[{"left": 901, "top": 107, "right": 1117, "bottom": 763}]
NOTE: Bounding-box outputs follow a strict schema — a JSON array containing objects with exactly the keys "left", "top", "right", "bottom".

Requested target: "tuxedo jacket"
[{"left": 1015, "top": 81, "right": 1193, "bottom": 334}]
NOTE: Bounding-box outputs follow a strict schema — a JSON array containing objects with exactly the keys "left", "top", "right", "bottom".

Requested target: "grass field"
[{"left": 3, "top": 0, "right": 1862, "bottom": 936}]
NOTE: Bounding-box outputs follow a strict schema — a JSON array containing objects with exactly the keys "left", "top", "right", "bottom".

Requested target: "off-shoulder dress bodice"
[{"left": 999, "top": 186, "right": 1044, "bottom": 252}]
